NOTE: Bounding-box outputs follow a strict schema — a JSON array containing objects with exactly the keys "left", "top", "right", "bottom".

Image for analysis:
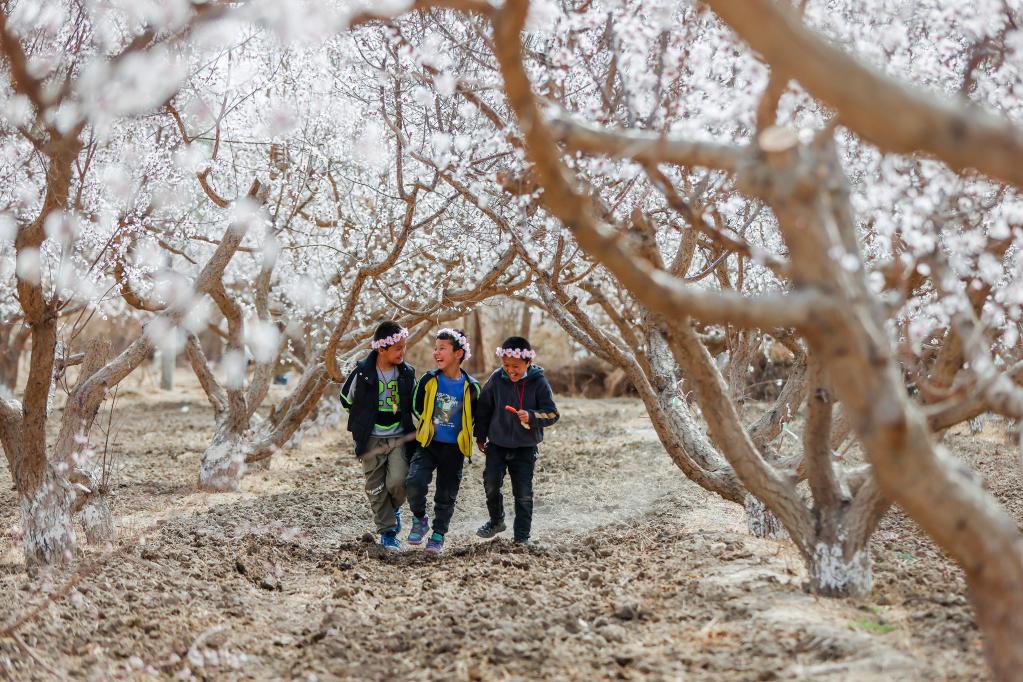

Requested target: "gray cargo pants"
[{"left": 361, "top": 436, "right": 410, "bottom": 534}]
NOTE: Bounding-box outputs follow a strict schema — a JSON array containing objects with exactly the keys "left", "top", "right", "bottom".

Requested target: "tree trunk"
[
  {"left": 0, "top": 324, "right": 28, "bottom": 392},
  {"left": 805, "top": 540, "right": 873, "bottom": 598},
  {"left": 79, "top": 493, "right": 115, "bottom": 545},
  {"left": 726, "top": 329, "right": 759, "bottom": 405},
  {"left": 744, "top": 494, "right": 784, "bottom": 539},
  {"left": 197, "top": 423, "right": 248, "bottom": 492},
  {"left": 201, "top": 309, "right": 225, "bottom": 363},
  {"left": 970, "top": 572, "right": 1023, "bottom": 679},
  {"left": 245, "top": 414, "right": 271, "bottom": 472},
  {"left": 748, "top": 137, "right": 1023, "bottom": 669},
  {"left": 247, "top": 363, "right": 331, "bottom": 465},
  {"left": 519, "top": 301, "right": 532, "bottom": 338},
  {"left": 160, "top": 348, "right": 175, "bottom": 390},
  {"left": 469, "top": 309, "right": 484, "bottom": 374},
  {"left": 0, "top": 353, "right": 17, "bottom": 391},
  {"left": 69, "top": 467, "right": 115, "bottom": 545},
  {"left": 20, "top": 464, "right": 77, "bottom": 570}
]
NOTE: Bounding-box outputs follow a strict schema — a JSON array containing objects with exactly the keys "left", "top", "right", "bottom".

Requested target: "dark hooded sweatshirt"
[{"left": 474, "top": 365, "right": 559, "bottom": 449}]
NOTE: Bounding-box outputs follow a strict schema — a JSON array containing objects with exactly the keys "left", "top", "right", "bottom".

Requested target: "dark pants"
[
  {"left": 405, "top": 441, "right": 464, "bottom": 535},
  {"left": 483, "top": 445, "right": 537, "bottom": 542}
]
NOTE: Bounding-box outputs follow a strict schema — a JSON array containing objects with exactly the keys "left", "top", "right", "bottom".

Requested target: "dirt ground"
[{"left": 0, "top": 370, "right": 1010, "bottom": 680}]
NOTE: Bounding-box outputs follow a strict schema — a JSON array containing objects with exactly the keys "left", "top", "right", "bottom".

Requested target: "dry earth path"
[{"left": 0, "top": 376, "right": 999, "bottom": 680}]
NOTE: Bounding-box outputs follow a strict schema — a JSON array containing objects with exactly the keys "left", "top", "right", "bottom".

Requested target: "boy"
[
  {"left": 340, "top": 321, "right": 416, "bottom": 551},
  {"left": 405, "top": 328, "right": 481, "bottom": 554},
  {"left": 474, "top": 336, "right": 559, "bottom": 545}
]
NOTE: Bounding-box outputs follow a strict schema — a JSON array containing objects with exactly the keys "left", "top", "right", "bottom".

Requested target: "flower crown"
[
  {"left": 437, "top": 328, "right": 471, "bottom": 361},
  {"left": 496, "top": 346, "right": 536, "bottom": 360},
  {"left": 371, "top": 327, "right": 409, "bottom": 350}
]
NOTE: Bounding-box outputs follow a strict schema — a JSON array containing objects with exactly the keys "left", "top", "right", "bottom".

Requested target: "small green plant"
[{"left": 852, "top": 617, "right": 894, "bottom": 634}]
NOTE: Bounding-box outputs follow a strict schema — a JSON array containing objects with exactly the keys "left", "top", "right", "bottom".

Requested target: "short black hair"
[
  {"left": 500, "top": 336, "right": 532, "bottom": 352},
  {"left": 437, "top": 328, "right": 468, "bottom": 363},
  {"left": 374, "top": 320, "right": 403, "bottom": 341}
]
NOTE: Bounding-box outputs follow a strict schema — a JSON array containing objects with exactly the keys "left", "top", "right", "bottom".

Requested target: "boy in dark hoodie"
[
  {"left": 339, "top": 321, "right": 416, "bottom": 551},
  {"left": 474, "top": 336, "right": 559, "bottom": 545},
  {"left": 405, "top": 328, "right": 481, "bottom": 554}
]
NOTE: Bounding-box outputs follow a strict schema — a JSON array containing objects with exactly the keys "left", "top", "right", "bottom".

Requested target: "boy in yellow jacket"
[{"left": 405, "top": 328, "right": 481, "bottom": 554}]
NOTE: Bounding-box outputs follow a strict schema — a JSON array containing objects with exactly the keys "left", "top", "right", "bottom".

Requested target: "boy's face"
[
  {"left": 502, "top": 357, "right": 529, "bottom": 382},
  {"left": 433, "top": 339, "right": 463, "bottom": 372},
  {"left": 378, "top": 340, "right": 407, "bottom": 366}
]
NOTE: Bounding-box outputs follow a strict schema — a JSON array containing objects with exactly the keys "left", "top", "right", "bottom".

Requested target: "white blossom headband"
[
  {"left": 371, "top": 327, "right": 409, "bottom": 350},
  {"left": 496, "top": 347, "right": 536, "bottom": 360},
  {"left": 437, "top": 328, "right": 471, "bottom": 360}
]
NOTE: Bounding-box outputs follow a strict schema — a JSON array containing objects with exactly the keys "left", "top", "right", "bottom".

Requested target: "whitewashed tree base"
[
  {"left": 198, "top": 433, "right": 248, "bottom": 492},
  {"left": 79, "top": 495, "right": 116, "bottom": 545},
  {"left": 807, "top": 542, "right": 873, "bottom": 598},
  {"left": 21, "top": 468, "right": 78, "bottom": 570}
]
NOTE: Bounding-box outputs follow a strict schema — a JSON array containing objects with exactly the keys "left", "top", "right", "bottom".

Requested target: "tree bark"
[
  {"left": 72, "top": 468, "right": 115, "bottom": 545},
  {"left": 0, "top": 323, "right": 29, "bottom": 391},
  {"left": 197, "top": 422, "right": 248, "bottom": 492},
  {"left": 20, "top": 463, "right": 77, "bottom": 570},
  {"left": 518, "top": 301, "right": 532, "bottom": 338},
  {"left": 741, "top": 131, "right": 1023, "bottom": 674},
  {"left": 744, "top": 494, "right": 783, "bottom": 539},
  {"left": 160, "top": 348, "right": 175, "bottom": 390}
]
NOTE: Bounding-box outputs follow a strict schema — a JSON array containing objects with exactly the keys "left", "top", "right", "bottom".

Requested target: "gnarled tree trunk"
[
  {"left": 0, "top": 322, "right": 29, "bottom": 392},
  {"left": 19, "top": 464, "right": 78, "bottom": 570},
  {"left": 198, "top": 422, "right": 250, "bottom": 492}
]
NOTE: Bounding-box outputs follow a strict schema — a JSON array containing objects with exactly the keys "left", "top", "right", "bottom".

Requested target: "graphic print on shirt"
[
  {"left": 433, "top": 373, "right": 466, "bottom": 444},
  {"left": 433, "top": 391, "right": 460, "bottom": 429},
  {"left": 372, "top": 369, "right": 402, "bottom": 437},
  {"left": 378, "top": 378, "right": 398, "bottom": 412}
]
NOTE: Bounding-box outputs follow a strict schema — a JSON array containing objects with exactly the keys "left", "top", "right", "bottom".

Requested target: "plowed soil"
[{"left": 0, "top": 373, "right": 1008, "bottom": 680}]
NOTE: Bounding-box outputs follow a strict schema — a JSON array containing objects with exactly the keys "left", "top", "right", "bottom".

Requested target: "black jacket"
[
  {"left": 339, "top": 351, "right": 416, "bottom": 457},
  {"left": 475, "top": 365, "right": 559, "bottom": 449}
]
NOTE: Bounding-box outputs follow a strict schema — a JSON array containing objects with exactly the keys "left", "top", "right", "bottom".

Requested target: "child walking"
[
  {"left": 405, "top": 328, "right": 481, "bottom": 554},
  {"left": 340, "top": 321, "right": 416, "bottom": 551},
  {"left": 475, "top": 337, "right": 559, "bottom": 545}
]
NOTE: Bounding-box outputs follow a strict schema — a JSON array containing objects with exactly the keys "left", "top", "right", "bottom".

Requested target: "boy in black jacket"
[
  {"left": 339, "top": 321, "right": 416, "bottom": 551},
  {"left": 474, "top": 336, "right": 559, "bottom": 545}
]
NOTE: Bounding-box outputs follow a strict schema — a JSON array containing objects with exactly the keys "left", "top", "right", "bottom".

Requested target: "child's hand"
[
  {"left": 505, "top": 405, "right": 531, "bottom": 429},
  {"left": 476, "top": 438, "right": 486, "bottom": 453},
  {"left": 515, "top": 409, "right": 530, "bottom": 428}
]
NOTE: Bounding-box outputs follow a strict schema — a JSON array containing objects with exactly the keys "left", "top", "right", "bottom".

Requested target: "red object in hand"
[{"left": 504, "top": 405, "right": 519, "bottom": 414}]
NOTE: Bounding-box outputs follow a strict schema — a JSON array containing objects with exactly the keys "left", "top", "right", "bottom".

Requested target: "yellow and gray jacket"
[{"left": 411, "top": 368, "right": 481, "bottom": 458}]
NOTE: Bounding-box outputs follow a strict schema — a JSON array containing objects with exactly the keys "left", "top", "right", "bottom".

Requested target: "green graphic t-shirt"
[{"left": 372, "top": 368, "right": 402, "bottom": 437}]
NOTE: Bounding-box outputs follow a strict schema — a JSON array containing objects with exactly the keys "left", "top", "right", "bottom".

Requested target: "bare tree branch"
[
  {"left": 705, "top": 0, "right": 1023, "bottom": 188},
  {"left": 489, "top": 1, "right": 829, "bottom": 331},
  {"left": 548, "top": 113, "right": 744, "bottom": 172}
]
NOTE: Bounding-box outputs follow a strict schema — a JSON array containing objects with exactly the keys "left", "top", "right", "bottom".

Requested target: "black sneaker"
[
  {"left": 476, "top": 519, "right": 507, "bottom": 538},
  {"left": 514, "top": 537, "right": 529, "bottom": 546}
]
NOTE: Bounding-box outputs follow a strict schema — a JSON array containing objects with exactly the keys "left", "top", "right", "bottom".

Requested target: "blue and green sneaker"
[
  {"left": 407, "top": 515, "right": 429, "bottom": 545},
  {"left": 424, "top": 532, "right": 445, "bottom": 554}
]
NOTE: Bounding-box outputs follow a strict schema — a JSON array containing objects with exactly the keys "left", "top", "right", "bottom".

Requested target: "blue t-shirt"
[{"left": 432, "top": 373, "right": 465, "bottom": 444}]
